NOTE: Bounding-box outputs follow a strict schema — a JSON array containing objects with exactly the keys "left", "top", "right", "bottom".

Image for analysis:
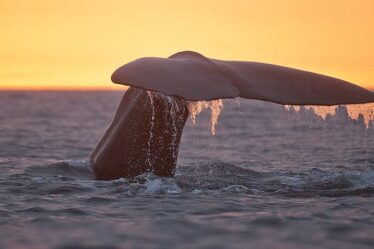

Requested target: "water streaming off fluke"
[
  {"left": 188, "top": 99, "right": 223, "bottom": 135},
  {"left": 284, "top": 103, "right": 374, "bottom": 127}
]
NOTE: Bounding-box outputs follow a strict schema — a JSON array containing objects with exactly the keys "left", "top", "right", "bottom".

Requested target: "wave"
[{"left": 5, "top": 159, "right": 374, "bottom": 198}]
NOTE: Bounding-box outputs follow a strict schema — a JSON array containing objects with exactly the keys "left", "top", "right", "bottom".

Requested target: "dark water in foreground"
[{"left": 0, "top": 91, "right": 373, "bottom": 249}]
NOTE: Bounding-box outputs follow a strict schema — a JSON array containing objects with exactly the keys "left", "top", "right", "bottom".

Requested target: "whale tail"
[
  {"left": 111, "top": 51, "right": 374, "bottom": 105},
  {"left": 91, "top": 51, "right": 374, "bottom": 180}
]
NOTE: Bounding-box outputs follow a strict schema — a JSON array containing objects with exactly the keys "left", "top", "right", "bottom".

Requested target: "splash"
[
  {"left": 188, "top": 99, "right": 224, "bottom": 135},
  {"left": 285, "top": 103, "right": 374, "bottom": 127}
]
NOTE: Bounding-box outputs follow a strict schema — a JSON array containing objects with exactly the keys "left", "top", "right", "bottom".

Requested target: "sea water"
[{"left": 0, "top": 91, "right": 373, "bottom": 249}]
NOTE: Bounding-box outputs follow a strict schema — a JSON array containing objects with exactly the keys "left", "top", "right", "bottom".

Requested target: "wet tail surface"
[{"left": 89, "top": 88, "right": 189, "bottom": 179}]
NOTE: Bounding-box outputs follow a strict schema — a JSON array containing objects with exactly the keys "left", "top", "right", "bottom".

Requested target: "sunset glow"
[{"left": 1, "top": 0, "right": 374, "bottom": 90}]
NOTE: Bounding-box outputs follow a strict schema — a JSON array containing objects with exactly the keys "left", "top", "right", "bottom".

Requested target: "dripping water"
[
  {"left": 144, "top": 90, "right": 225, "bottom": 136},
  {"left": 188, "top": 99, "right": 224, "bottom": 135},
  {"left": 163, "top": 94, "right": 180, "bottom": 162},
  {"left": 146, "top": 91, "right": 156, "bottom": 171},
  {"left": 146, "top": 91, "right": 187, "bottom": 167},
  {"left": 284, "top": 103, "right": 374, "bottom": 128}
]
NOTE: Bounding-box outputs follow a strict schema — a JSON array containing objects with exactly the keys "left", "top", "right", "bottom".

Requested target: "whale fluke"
[
  {"left": 112, "top": 51, "right": 374, "bottom": 105},
  {"left": 90, "top": 51, "right": 374, "bottom": 180}
]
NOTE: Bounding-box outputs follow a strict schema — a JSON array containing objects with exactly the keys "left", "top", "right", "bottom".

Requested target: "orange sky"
[{"left": 1, "top": 0, "right": 373, "bottom": 90}]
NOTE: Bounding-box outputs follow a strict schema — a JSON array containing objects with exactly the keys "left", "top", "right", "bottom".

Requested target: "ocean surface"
[{"left": 0, "top": 91, "right": 373, "bottom": 249}]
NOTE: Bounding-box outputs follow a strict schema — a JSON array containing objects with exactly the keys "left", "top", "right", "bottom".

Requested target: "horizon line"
[
  {"left": 0, "top": 86, "right": 127, "bottom": 92},
  {"left": 0, "top": 88, "right": 373, "bottom": 93}
]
